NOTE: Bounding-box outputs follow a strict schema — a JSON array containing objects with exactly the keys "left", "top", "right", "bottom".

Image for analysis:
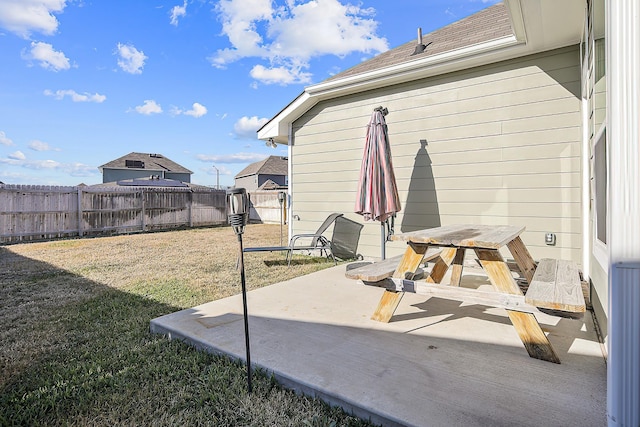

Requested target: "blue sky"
[{"left": 0, "top": 0, "right": 499, "bottom": 188}]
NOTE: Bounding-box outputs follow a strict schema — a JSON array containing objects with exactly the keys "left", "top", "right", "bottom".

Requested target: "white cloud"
[
  {"left": 8, "top": 151, "right": 26, "bottom": 160},
  {"left": 28, "top": 140, "right": 60, "bottom": 151},
  {"left": 233, "top": 116, "right": 268, "bottom": 138},
  {"left": 184, "top": 102, "right": 207, "bottom": 117},
  {"left": 250, "top": 64, "right": 311, "bottom": 85},
  {"left": 22, "top": 41, "right": 71, "bottom": 71},
  {"left": 115, "top": 43, "right": 147, "bottom": 74},
  {"left": 204, "top": 164, "right": 232, "bottom": 176},
  {"left": 44, "top": 89, "right": 106, "bottom": 103},
  {"left": 210, "top": 0, "right": 388, "bottom": 85},
  {"left": 169, "top": 0, "right": 187, "bottom": 26},
  {"left": 0, "top": 0, "right": 66, "bottom": 38},
  {"left": 132, "top": 100, "right": 163, "bottom": 115},
  {"left": 173, "top": 102, "right": 207, "bottom": 118},
  {"left": 0, "top": 155, "right": 96, "bottom": 177},
  {"left": 0, "top": 131, "right": 14, "bottom": 146},
  {"left": 196, "top": 152, "right": 267, "bottom": 163}
]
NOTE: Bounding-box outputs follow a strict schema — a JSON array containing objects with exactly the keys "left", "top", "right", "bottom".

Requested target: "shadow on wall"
[{"left": 401, "top": 139, "right": 441, "bottom": 232}]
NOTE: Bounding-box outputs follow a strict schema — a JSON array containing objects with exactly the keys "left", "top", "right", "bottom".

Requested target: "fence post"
[
  {"left": 77, "top": 187, "right": 83, "bottom": 237},
  {"left": 140, "top": 189, "right": 146, "bottom": 231},
  {"left": 188, "top": 190, "right": 193, "bottom": 227}
]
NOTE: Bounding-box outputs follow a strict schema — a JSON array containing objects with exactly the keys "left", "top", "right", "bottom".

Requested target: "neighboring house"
[
  {"left": 99, "top": 152, "right": 193, "bottom": 184},
  {"left": 234, "top": 155, "right": 288, "bottom": 191}
]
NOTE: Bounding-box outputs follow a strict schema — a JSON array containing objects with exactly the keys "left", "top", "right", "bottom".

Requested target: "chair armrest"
[{"left": 289, "top": 234, "right": 329, "bottom": 249}]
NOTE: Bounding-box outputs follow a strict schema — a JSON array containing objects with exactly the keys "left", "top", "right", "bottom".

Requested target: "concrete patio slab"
[{"left": 150, "top": 264, "right": 606, "bottom": 427}]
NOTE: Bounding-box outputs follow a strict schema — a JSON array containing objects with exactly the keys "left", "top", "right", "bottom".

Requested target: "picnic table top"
[{"left": 390, "top": 224, "right": 525, "bottom": 249}]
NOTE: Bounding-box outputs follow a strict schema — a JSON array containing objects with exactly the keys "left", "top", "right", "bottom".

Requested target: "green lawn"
[{"left": 0, "top": 225, "right": 375, "bottom": 426}]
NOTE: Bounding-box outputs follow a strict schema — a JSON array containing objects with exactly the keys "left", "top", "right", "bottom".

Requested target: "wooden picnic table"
[{"left": 370, "top": 224, "right": 562, "bottom": 363}]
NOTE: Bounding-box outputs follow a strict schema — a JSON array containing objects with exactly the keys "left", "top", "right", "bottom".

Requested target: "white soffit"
[{"left": 258, "top": 0, "right": 586, "bottom": 143}]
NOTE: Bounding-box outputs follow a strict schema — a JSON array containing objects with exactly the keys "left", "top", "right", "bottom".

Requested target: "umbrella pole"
[{"left": 381, "top": 221, "right": 386, "bottom": 260}]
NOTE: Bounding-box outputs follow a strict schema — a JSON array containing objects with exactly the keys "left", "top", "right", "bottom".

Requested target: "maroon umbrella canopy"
[{"left": 355, "top": 108, "right": 401, "bottom": 258}]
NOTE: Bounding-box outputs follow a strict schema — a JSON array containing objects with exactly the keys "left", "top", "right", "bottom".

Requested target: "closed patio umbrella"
[{"left": 355, "top": 107, "right": 402, "bottom": 260}]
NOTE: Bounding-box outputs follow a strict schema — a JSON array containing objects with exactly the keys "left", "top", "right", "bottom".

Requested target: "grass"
[{"left": 0, "top": 224, "right": 374, "bottom": 426}]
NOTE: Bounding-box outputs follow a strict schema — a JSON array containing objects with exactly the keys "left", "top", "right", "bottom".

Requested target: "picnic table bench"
[
  {"left": 346, "top": 224, "right": 586, "bottom": 364},
  {"left": 525, "top": 258, "right": 585, "bottom": 312},
  {"left": 345, "top": 247, "right": 443, "bottom": 282}
]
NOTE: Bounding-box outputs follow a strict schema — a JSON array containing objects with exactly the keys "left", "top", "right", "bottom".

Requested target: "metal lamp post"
[
  {"left": 212, "top": 165, "right": 220, "bottom": 190},
  {"left": 226, "top": 188, "right": 252, "bottom": 393},
  {"left": 277, "top": 191, "right": 286, "bottom": 246}
]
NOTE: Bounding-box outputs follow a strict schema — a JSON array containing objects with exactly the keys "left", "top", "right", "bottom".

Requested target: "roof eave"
[
  {"left": 258, "top": 0, "right": 585, "bottom": 144},
  {"left": 258, "top": 36, "right": 522, "bottom": 143}
]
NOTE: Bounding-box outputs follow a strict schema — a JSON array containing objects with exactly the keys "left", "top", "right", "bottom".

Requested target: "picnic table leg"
[
  {"left": 426, "top": 247, "right": 457, "bottom": 284},
  {"left": 474, "top": 248, "right": 560, "bottom": 363},
  {"left": 449, "top": 248, "right": 466, "bottom": 287},
  {"left": 506, "top": 236, "right": 536, "bottom": 284},
  {"left": 507, "top": 311, "right": 560, "bottom": 363},
  {"left": 371, "top": 242, "right": 428, "bottom": 322},
  {"left": 371, "top": 290, "right": 405, "bottom": 323}
]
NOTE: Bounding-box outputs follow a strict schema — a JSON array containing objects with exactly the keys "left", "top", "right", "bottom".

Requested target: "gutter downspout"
[
  {"left": 580, "top": 8, "right": 590, "bottom": 284},
  {"left": 606, "top": 1, "right": 640, "bottom": 425},
  {"left": 287, "top": 122, "right": 293, "bottom": 242}
]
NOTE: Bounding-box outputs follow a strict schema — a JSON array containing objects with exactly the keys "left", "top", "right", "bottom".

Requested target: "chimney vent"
[{"left": 411, "top": 27, "right": 431, "bottom": 56}]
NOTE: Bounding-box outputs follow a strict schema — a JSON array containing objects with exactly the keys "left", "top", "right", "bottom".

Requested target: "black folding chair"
[{"left": 244, "top": 213, "right": 345, "bottom": 265}]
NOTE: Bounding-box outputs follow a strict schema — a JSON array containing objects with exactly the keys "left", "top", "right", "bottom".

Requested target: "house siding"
[
  {"left": 165, "top": 172, "right": 191, "bottom": 182},
  {"left": 103, "top": 169, "right": 159, "bottom": 183},
  {"left": 290, "top": 46, "right": 582, "bottom": 262},
  {"left": 103, "top": 170, "right": 191, "bottom": 184},
  {"left": 236, "top": 175, "right": 258, "bottom": 191}
]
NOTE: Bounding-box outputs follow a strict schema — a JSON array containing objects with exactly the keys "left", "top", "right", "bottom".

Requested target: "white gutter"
[
  {"left": 306, "top": 36, "right": 522, "bottom": 97},
  {"left": 258, "top": 0, "right": 584, "bottom": 144},
  {"left": 258, "top": 35, "right": 524, "bottom": 142}
]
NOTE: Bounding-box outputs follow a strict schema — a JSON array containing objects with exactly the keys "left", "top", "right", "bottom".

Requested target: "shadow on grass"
[{"left": 0, "top": 247, "right": 373, "bottom": 426}]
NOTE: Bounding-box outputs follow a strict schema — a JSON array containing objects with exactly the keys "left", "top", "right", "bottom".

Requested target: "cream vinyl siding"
[{"left": 290, "top": 46, "right": 582, "bottom": 262}]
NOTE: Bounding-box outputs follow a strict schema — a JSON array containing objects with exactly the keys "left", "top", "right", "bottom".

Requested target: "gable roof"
[
  {"left": 257, "top": 0, "right": 585, "bottom": 144},
  {"left": 235, "top": 156, "right": 288, "bottom": 179},
  {"left": 258, "top": 179, "right": 287, "bottom": 190},
  {"left": 99, "top": 152, "right": 193, "bottom": 174},
  {"left": 325, "top": 3, "right": 513, "bottom": 83}
]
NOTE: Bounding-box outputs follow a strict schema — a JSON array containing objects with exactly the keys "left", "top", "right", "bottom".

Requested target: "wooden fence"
[
  {"left": 0, "top": 184, "right": 228, "bottom": 244},
  {"left": 249, "top": 190, "right": 287, "bottom": 224}
]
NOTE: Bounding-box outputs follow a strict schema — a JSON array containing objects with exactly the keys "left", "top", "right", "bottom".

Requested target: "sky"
[{"left": 0, "top": 0, "right": 500, "bottom": 188}]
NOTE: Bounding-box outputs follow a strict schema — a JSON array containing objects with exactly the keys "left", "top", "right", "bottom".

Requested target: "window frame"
[{"left": 592, "top": 124, "right": 608, "bottom": 271}]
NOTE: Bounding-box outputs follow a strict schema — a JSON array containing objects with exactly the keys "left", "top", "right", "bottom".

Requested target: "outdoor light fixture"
[
  {"left": 228, "top": 188, "right": 249, "bottom": 235},
  {"left": 226, "top": 188, "right": 252, "bottom": 392},
  {"left": 265, "top": 138, "right": 277, "bottom": 148}
]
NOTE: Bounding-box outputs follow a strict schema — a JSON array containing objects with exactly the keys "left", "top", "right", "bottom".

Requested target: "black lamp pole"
[
  {"left": 278, "top": 191, "right": 286, "bottom": 246},
  {"left": 226, "top": 188, "right": 252, "bottom": 393}
]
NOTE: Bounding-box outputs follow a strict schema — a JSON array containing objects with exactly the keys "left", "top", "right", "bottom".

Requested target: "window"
[
  {"left": 594, "top": 128, "right": 607, "bottom": 245},
  {"left": 584, "top": 0, "right": 607, "bottom": 270}
]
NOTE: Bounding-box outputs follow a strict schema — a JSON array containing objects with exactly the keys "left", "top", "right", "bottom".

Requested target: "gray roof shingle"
[
  {"left": 325, "top": 3, "right": 513, "bottom": 82},
  {"left": 235, "top": 155, "right": 288, "bottom": 179},
  {"left": 99, "top": 152, "right": 193, "bottom": 174}
]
